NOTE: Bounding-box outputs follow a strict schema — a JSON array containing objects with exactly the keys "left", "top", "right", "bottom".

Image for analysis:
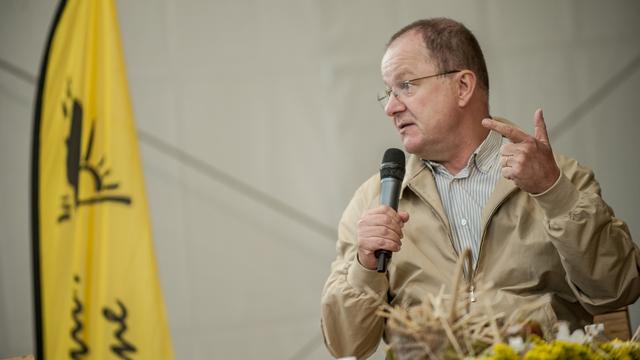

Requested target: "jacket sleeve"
[
  {"left": 532, "top": 156, "right": 640, "bottom": 314},
  {"left": 321, "top": 179, "right": 389, "bottom": 359}
]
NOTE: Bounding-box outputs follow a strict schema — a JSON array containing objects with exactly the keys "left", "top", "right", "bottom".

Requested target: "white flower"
[
  {"left": 508, "top": 336, "right": 525, "bottom": 352},
  {"left": 555, "top": 321, "right": 588, "bottom": 343}
]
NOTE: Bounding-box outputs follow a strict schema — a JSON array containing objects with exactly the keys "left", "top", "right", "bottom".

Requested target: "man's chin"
[{"left": 401, "top": 139, "right": 425, "bottom": 156}]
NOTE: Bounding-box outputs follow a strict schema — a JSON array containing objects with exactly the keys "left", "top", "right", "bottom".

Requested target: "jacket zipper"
[
  {"left": 472, "top": 195, "right": 512, "bottom": 296},
  {"left": 407, "top": 184, "right": 458, "bottom": 269}
]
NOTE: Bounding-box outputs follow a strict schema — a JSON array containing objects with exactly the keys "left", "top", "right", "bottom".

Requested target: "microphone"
[{"left": 375, "top": 148, "right": 406, "bottom": 273}]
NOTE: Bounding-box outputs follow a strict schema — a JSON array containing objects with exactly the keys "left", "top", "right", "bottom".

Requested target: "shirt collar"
[
  {"left": 473, "top": 129, "right": 501, "bottom": 173},
  {"left": 423, "top": 129, "right": 501, "bottom": 175}
]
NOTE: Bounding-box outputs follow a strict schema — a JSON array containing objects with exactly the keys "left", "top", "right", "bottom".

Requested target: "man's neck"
[{"left": 437, "top": 115, "right": 491, "bottom": 176}]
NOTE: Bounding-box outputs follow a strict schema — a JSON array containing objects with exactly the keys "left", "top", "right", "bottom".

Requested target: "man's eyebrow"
[
  {"left": 395, "top": 68, "right": 422, "bottom": 82},
  {"left": 383, "top": 70, "right": 411, "bottom": 86}
]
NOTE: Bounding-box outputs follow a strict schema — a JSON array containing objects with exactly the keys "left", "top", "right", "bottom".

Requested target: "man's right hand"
[{"left": 356, "top": 205, "right": 410, "bottom": 270}]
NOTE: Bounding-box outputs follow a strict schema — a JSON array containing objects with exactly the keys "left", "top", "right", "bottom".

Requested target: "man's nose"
[{"left": 385, "top": 93, "right": 406, "bottom": 117}]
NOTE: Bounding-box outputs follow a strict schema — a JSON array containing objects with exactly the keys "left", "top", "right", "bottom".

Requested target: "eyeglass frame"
[{"left": 377, "top": 69, "right": 461, "bottom": 107}]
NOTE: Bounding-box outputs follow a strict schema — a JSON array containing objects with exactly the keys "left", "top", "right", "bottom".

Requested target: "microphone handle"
[
  {"left": 375, "top": 250, "right": 391, "bottom": 272},
  {"left": 376, "top": 177, "right": 401, "bottom": 272},
  {"left": 379, "top": 178, "right": 401, "bottom": 211}
]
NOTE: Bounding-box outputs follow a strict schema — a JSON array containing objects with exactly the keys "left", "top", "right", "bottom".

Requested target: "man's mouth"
[{"left": 397, "top": 122, "right": 414, "bottom": 130}]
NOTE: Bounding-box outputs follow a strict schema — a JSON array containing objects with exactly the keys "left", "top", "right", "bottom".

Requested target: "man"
[{"left": 320, "top": 18, "right": 640, "bottom": 359}]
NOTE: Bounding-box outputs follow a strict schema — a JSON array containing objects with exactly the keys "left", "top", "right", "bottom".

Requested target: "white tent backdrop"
[{"left": 1, "top": 1, "right": 639, "bottom": 358}]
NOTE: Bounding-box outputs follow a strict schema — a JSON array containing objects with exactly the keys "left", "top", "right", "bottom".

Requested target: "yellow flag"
[{"left": 32, "top": 0, "right": 174, "bottom": 358}]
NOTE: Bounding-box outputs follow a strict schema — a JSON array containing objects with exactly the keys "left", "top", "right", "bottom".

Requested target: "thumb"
[
  {"left": 534, "top": 108, "right": 550, "bottom": 145},
  {"left": 398, "top": 211, "right": 410, "bottom": 223}
]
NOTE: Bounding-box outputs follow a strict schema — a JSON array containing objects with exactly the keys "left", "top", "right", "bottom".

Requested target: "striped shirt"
[{"left": 424, "top": 130, "right": 503, "bottom": 268}]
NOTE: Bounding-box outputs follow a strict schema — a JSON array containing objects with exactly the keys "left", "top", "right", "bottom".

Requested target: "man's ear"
[{"left": 456, "top": 70, "right": 477, "bottom": 107}]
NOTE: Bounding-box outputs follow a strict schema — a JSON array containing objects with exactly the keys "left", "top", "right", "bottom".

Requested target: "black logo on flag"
[
  {"left": 70, "top": 275, "right": 89, "bottom": 360},
  {"left": 70, "top": 275, "right": 138, "bottom": 359},
  {"left": 58, "top": 81, "right": 132, "bottom": 223},
  {"left": 103, "top": 300, "right": 138, "bottom": 359}
]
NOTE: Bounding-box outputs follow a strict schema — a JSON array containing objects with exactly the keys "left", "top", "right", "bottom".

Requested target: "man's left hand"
[{"left": 481, "top": 108, "right": 560, "bottom": 194}]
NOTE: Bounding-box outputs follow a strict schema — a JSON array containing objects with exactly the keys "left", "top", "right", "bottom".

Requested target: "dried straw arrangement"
[{"left": 375, "top": 249, "right": 549, "bottom": 359}]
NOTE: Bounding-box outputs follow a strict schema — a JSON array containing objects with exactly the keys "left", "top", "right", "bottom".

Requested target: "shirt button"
[{"left": 461, "top": 218, "right": 467, "bottom": 226}]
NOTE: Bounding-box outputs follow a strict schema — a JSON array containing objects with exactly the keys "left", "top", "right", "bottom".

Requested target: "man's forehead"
[{"left": 381, "top": 42, "right": 434, "bottom": 81}]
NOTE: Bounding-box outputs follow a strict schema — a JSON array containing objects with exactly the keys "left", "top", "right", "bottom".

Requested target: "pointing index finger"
[
  {"left": 482, "top": 118, "right": 530, "bottom": 143},
  {"left": 533, "top": 108, "right": 550, "bottom": 145}
]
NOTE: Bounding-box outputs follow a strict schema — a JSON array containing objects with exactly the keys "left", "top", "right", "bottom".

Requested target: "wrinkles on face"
[
  {"left": 381, "top": 32, "right": 435, "bottom": 136},
  {"left": 381, "top": 33, "right": 433, "bottom": 88}
]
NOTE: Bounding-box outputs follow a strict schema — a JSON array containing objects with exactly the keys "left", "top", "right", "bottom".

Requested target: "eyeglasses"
[{"left": 377, "top": 70, "right": 461, "bottom": 108}]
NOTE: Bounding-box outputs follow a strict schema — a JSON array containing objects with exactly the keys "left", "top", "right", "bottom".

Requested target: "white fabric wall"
[{"left": 1, "top": 1, "right": 639, "bottom": 358}]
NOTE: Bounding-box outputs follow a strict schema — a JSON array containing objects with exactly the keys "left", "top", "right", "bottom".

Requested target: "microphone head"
[{"left": 380, "top": 148, "right": 406, "bottom": 180}]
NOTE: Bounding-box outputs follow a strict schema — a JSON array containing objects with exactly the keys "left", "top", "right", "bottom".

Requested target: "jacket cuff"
[
  {"left": 347, "top": 259, "right": 388, "bottom": 295},
  {"left": 531, "top": 172, "right": 579, "bottom": 219}
]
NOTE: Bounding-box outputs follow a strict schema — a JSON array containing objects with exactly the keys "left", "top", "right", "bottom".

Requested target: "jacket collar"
[{"left": 401, "top": 153, "right": 451, "bottom": 231}]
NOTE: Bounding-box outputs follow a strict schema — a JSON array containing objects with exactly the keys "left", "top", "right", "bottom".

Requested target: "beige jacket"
[{"left": 320, "top": 145, "right": 640, "bottom": 359}]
